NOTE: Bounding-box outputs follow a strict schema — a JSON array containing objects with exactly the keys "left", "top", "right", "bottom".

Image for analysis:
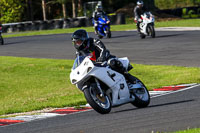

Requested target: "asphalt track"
[
  {"left": 0, "top": 30, "right": 200, "bottom": 133},
  {"left": 0, "top": 30, "right": 200, "bottom": 67},
  {"left": 1, "top": 85, "right": 200, "bottom": 133}
]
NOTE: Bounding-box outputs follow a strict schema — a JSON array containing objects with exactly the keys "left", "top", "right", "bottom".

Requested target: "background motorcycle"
[
  {"left": 139, "top": 12, "right": 155, "bottom": 39},
  {"left": 0, "top": 24, "right": 4, "bottom": 45},
  {"left": 93, "top": 15, "right": 111, "bottom": 39},
  {"left": 70, "top": 54, "right": 150, "bottom": 114}
]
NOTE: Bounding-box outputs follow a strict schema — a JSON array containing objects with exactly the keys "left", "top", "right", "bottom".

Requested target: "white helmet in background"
[
  {"left": 96, "top": 5, "right": 103, "bottom": 12},
  {"left": 137, "top": 0, "right": 144, "bottom": 6}
]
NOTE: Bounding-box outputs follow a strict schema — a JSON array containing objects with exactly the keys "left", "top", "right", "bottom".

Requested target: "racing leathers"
[
  {"left": 76, "top": 38, "right": 126, "bottom": 74},
  {"left": 133, "top": 5, "right": 147, "bottom": 33},
  {"left": 76, "top": 38, "right": 110, "bottom": 62}
]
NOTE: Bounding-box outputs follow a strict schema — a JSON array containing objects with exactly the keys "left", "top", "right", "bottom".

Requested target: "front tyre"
[
  {"left": 130, "top": 76, "right": 150, "bottom": 108},
  {"left": 106, "top": 27, "right": 111, "bottom": 38},
  {"left": 148, "top": 24, "right": 155, "bottom": 38},
  {"left": 140, "top": 33, "right": 146, "bottom": 39},
  {"left": 98, "top": 35, "right": 103, "bottom": 39},
  {"left": 84, "top": 85, "right": 111, "bottom": 114}
]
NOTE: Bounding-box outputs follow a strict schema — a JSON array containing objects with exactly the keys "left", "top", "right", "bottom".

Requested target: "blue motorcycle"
[{"left": 93, "top": 15, "right": 111, "bottom": 39}]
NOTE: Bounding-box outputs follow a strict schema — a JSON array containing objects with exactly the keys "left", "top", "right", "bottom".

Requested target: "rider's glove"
[
  {"left": 97, "top": 57, "right": 106, "bottom": 62},
  {"left": 94, "top": 21, "right": 98, "bottom": 26}
]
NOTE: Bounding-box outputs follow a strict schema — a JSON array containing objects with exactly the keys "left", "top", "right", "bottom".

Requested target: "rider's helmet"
[
  {"left": 96, "top": 4, "right": 103, "bottom": 12},
  {"left": 71, "top": 29, "right": 89, "bottom": 51},
  {"left": 137, "top": 0, "right": 144, "bottom": 6}
]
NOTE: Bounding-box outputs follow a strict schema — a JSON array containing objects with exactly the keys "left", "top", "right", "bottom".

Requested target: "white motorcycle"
[
  {"left": 70, "top": 54, "right": 150, "bottom": 114},
  {"left": 139, "top": 12, "right": 155, "bottom": 39}
]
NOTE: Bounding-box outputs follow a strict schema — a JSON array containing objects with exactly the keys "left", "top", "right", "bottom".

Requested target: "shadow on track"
[
  {"left": 0, "top": 39, "right": 36, "bottom": 45},
  {"left": 112, "top": 99, "right": 194, "bottom": 114},
  {"left": 110, "top": 34, "right": 136, "bottom": 39},
  {"left": 156, "top": 33, "right": 184, "bottom": 38},
  {"left": 0, "top": 41, "right": 23, "bottom": 45},
  {"left": 148, "top": 99, "right": 194, "bottom": 108}
]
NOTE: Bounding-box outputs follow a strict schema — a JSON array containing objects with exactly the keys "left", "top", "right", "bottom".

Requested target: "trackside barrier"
[
  {"left": 2, "top": 14, "right": 125, "bottom": 33},
  {"left": 157, "top": 6, "right": 200, "bottom": 18}
]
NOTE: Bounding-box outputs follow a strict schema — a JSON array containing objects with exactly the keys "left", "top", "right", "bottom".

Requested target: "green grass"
[
  {"left": 155, "top": 18, "right": 200, "bottom": 27},
  {"left": 0, "top": 56, "right": 199, "bottom": 116},
  {"left": 2, "top": 18, "right": 200, "bottom": 38},
  {"left": 171, "top": 128, "right": 200, "bottom": 133}
]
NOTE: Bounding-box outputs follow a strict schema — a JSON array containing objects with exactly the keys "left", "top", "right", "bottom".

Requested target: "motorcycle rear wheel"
[
  {"left": 128, "top": 75, "right": 150, "bottom": 108},
  {"left": 84, "top": 85, "right": 111, "bottom": 114}
]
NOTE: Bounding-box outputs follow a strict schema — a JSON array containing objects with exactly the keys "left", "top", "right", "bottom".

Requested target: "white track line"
[
  {"left": 1, "top": 84, "right": 199, "bottom": 126},
  {"left": 150, "top": 84, "right": 200, "bottom": 98}
]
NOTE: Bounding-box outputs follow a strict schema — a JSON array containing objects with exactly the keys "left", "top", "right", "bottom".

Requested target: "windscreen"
[{"left": 72, "top": 55, "right": 86, "bottom": 70}]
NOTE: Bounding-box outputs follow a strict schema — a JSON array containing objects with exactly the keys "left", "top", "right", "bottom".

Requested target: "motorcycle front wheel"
[
  {"left": 98, "top": 35, "right": 103, "bottom": 39},
  {"left": 140, "top": 33, "right": 146, "bottom": 39},
  {"left": 106, "top": 27, "right": 111, "bottom": 38},
  {"left": 84, "top": 85, "right": 111, "bottom": 114},
  {"left": 0, "top": 35, "right": 4, "bottom": 45},
  {"left": 129, "top": 76, "right": 150, "bottom": 108},
  {"left": 148, "top": 24, "right": 155, "bottom": 38}
]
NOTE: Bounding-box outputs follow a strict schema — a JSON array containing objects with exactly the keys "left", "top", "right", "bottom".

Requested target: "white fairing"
[
  {"left": 140, "top": 12, "right": 155, "bottom": 35},
  {"left": 70, "top": 56, "right": 135, "bottom": 106}
]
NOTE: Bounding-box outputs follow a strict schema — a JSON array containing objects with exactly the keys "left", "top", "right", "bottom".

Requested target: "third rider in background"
[{"left": 133, "top": 0, "right": 147, "bottom": 34}]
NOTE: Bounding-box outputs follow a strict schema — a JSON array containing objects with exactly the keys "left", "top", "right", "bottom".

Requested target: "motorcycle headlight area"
[{"left": 70, "top": 66, "right": 92, "bottom": 84}]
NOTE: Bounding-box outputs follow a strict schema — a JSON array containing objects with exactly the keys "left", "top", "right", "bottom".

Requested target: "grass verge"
[
  {"left": 0, "top": 56, "right": 199, "bottom": 115},
  {"left": 171, "top": 128, "right": 200, "bottom": 133},
  {"left": 2, "top": 18, "right": 200, "bottom": 38}
]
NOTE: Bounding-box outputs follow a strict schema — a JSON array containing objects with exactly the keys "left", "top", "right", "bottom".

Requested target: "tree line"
[
  {"left": 0, "top": 0, "right": 153, "bottom": 23},
  {"left": 0, "top": 0, "right": 200, "bottom": 24},
  {"left": 0, "top": 0, "right": 85, "bottom": 23}
]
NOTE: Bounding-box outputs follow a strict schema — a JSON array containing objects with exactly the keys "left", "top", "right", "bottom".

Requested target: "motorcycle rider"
[
  {"left": 133, "top": 0, "right": 147, "bottom": 33},
  {"left": 71, "top": 29, "right": 128, "bottom": 74},
  {"left": 92, "top": 4, "right": 107, "bottom": 34},
  {"left": 0, "top": 22, "right": 4, "bottom": 45}
]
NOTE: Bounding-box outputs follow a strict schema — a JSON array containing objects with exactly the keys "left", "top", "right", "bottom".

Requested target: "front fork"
[
  {"left": 103, "top": 25, "right": 110, "bottom": 33},
  {"left": 95, "top": 78, "right": 104, "bottom": 97}
]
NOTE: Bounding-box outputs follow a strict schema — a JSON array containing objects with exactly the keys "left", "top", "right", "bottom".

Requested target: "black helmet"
[{"left": 71, "top": 29, "right": 89, "bottom": 50}]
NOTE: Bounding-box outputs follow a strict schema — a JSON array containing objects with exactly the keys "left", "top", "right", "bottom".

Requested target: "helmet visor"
[
  {"left": 75, "top": 40, "right": 83, "bottom": 46},
  {"left": 72, "top": 39, "right": 84, "bottom": 47}
]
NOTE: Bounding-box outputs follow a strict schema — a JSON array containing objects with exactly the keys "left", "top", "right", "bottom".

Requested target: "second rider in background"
[{"left": 92, "top": 4, "right": 107, "bottom": 35}]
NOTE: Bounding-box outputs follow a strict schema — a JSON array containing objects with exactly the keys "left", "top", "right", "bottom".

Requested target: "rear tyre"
[
  {"left": 84, "top": 84, "right": 111, "bottom": 114},
  {"left": 129, "top": 76, "right": 150, "bottom": 108}
]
